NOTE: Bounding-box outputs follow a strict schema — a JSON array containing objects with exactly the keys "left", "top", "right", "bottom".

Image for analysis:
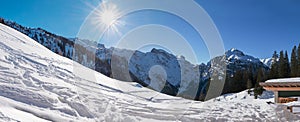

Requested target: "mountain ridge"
[{"left": 0, "top": 17, "right": 269, "bottom": 100}]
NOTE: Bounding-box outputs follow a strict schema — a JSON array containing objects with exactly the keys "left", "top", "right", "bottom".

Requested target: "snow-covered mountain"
[
  {"left": 226, "top": 48, "right": 261, "bottom": 63},
  {"left": 0, "top": 18, "right": 269, "bottom": 101},
  {"left": 260, "top": 58, "right": 272, "bottom": 68},
  {"left": 1, "top": 23, "right": 299, "bottom": 121},
  {"left": 225, "top": 48, "right": 269, "bottom": 75},
  {"left": 208, "top": 48, "right": 269, "bottom": 94}
]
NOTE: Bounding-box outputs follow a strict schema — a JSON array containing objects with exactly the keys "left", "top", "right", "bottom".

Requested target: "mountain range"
[
  {"left": 1, "top": 21, "right": 298, "bottom": 121},
  {"left": 0, "top": 18, "right": 269, "bottom": 101}
]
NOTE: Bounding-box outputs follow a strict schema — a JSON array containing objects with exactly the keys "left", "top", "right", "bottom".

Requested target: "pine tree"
[
  {"left": 291, "top": 46, "right": 298, "bottom": 77},
  {"left": 285, "top": 51, "right": 291, "bottom": 77},
  {"left": 33, "top": 34, "right": 38, "bottom": 41},
  {"left": 278, "top": 51, "right": 285, "bottom": 78},
  {"left": 232, "top": 70, "right": 244, "bottom": 91},
  {"left": 268, "top": 51, "right": 279, "bottom": 79},
  {"left": 0, "top": 18, "right": 4, "bottom": 24},
  {"left": 243, "top": 70, "right": 252, "bottom": 89},
  {"left": 278, "top": 51, "right": 290, "bottom": 78},
  {"left": 40, "top": 37, "right": 44, "bottom": 45},
  {"left": 298, "top": 43, "right": 300, "bottom": 77},
  {"left": 67, "top": 50, "right": 70, "bottom": 59},
  {"left": 247, "top": 79, "right": 253, "bottom": 89},
  {"left": 254, "top": 68, "right": 265, "bottom": 99},
  {"left": 247, "top": 79, "right": 253, "bottom": 95}
]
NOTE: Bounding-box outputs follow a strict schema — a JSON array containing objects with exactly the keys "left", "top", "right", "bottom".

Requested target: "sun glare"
[
  {"left": 100, "top": 9, "right": 118, "bottom": 26},
  {"left": 95, "top": 2, "right": 123, "bottom": 35}
]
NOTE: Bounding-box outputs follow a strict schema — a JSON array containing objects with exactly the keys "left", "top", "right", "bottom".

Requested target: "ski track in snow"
[{"left": 0, "top": 23, "right": 300, "bottom": 121}]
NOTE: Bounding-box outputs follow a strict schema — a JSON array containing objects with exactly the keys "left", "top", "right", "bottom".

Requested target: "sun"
[
  {"left": 95, "top": 2, "right": 123, "bottom": 35},
  {"left": 100, "top": 7, "right": 118, "bottom": 26}
]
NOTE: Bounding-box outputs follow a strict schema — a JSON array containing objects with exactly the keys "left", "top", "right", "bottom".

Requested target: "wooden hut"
[{"left": 260, "top": 78, "right": 300, "bottom": 103}]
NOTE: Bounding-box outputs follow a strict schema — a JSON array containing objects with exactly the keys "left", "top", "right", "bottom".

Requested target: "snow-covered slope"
[
  {"left": 0, "top": 22, "right": 193, "bottom": 121},
  {"left": 0, "top": 22, "right": 300, "bottom": 121}
]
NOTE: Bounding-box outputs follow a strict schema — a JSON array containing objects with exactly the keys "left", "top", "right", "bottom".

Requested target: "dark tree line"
[
  {"left": 269, "top": 43, "right": 300, "bottom": 79},
  {"left": 252, "top": 43, "right": 300, "bottom": 98}
]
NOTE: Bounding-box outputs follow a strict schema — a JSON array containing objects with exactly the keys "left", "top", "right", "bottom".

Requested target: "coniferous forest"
[{"left": 253, "top": 43, "right": 300, "bottom": 98}]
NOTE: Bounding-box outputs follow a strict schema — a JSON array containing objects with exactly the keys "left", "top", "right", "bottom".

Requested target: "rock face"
[{"left": 0, "top": 18, "right": 269, "bottom": 101}]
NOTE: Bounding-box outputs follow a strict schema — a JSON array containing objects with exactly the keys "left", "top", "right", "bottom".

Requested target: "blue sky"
[{"left": 0, "top": 0, "right": 299, "bottom": 63}]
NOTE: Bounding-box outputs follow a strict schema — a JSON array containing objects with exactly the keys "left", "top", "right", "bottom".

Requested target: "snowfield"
[{"left": 0, "top": 23, "right": 299, "bottom": 121}]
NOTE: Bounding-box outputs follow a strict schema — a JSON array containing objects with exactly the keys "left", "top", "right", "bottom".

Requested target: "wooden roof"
[{"left": 260, "top": 82, "right": 300, "bottom": 91}]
